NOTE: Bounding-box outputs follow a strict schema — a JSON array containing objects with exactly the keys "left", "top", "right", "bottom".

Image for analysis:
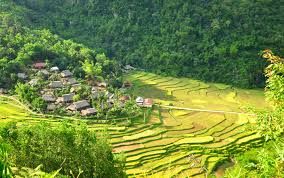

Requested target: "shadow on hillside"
[{"left": 132, "top": 81, "right": 177, "bottom": 101}]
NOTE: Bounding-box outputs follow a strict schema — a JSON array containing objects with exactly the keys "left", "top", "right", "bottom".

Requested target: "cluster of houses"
[{"left": 13, "top": 62, "right": 154, "bottom": 117}]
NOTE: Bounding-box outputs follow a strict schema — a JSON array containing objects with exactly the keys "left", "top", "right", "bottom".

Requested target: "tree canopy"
[{"left": 2, "top": 0, "right": 282, "bottom": 87}]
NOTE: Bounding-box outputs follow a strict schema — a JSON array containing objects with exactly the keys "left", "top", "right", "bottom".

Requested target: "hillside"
[
  {"left": 0, "top": 1, "right": 283, "bottom": 177},
  {"left": 0, "top": 72, "right": 269, "bottom": 177},
  {"left": 3, "top": 0, "right": 284, "bottom": 87}
]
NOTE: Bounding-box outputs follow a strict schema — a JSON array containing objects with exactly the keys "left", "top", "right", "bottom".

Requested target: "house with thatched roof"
[
  {"left": 67, "top": 78, "right": 77, "bottom": 85},
  {"left": 106, "top": 92, "right": 114, "bottom": 99},
  {"left": 0, "top": 88, "right": 7, "bottom": 94},
  {"left": 91, "top": 86, "right": 99, "bottom": 92},
  {"left": 17, "top": 73, "right": 28, "bottom": 80},
  {"left": 47, "top": 104, "right": 56, "bottom": 111},
  {"left": 39, "top": 69, "right": 49, "bottom": 76},
  {"left": 49, "top": 81, "right": 63, "bottom": 88},
  {"left": 70, "top": 84, "right": 81, "bottom": 93},
  {"left": 122, "top": 81, "right": 132, "bottom": 88},
  {"left": 50, "top": 66, "right": 59, "bottom": 72},
  {"left": 56, "top": 93, "right": 74, "bottom": 103},
  {"left": 81, "top": 108, "right": 97, "bottom": 116},
  {"left": 42, "top": 94, "right": 56, "bottom": 102},
  {"left": 119, "top": 95, "right": 130, "bottom": 103},
  {"left": 97, "top": 82, "right": 107, "bottom": 88},
  {"left": 67, "top": 100, "right": 90, "bottom": 111},
  {"left": 28, "top": 79, "right": 38, "bottom": 86},
  {"left": 61, "top": 70, "right": 73, "bottom": 78}
]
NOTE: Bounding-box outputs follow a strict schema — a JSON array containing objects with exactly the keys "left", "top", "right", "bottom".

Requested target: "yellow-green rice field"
[{"left": 0, "top": 71, "right": 270, "bottom": 177}]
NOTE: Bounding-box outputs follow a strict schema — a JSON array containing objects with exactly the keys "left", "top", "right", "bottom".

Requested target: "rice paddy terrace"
[{"left": 0, "top": 71, "right": 270, "bottom": 177}]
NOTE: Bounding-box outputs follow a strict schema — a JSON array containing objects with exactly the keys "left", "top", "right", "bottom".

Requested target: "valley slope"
[{"left": 0, "top": 71, "right": 269, "bottom": 177}]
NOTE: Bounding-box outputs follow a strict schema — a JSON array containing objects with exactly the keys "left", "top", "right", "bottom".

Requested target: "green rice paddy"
[{"left": 0, "top": 71, "right": 270, "bottom": 177}]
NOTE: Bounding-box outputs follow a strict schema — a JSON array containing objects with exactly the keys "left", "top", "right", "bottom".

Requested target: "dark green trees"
[{"left": 5, "top": 0, "right": 282, "bottom": 87}]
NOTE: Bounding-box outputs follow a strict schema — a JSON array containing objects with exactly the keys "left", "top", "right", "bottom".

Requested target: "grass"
[{"left": 0, "top": 71, "right": 270, "bottom": 177}]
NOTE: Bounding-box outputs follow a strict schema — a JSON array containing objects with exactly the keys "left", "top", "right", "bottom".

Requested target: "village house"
[
  {"left": 28, "top": 79, "right": 38, "bottom": 86},
  {"left": 67, "top": 78, "right": 77, "bottom": 85},
  {"left": 70, "top": 84, "right": 81, "bottom": 93},
  {"left": 119, "top": 95, "right": 130, "bottom": 103},
  {"left": 143, "top": 98, "right": 154, "bottom": 107},
  {"left": 33, "top": 62, "right": 46, "bottom": 69},
  {"left": 81, "top": 108, "right": 97, "bottom": 116},
  {"left": 47, "top": 104, "right": 56, "bottom": 111},
  {"left": 39, "top": 69, "right": 50, "bottom": 76},
  {"left": 56, "top": 93, "right": 74, "bottom": 103},
  {"left": 97, "top": 82, "right": 107, "bottom": 88},
  {"left": 92, "top": 86, "right": 98, "bottom": 92},
  {"left": 42, "top": 94, "right": 56, "bottom": 102},
  {"left": 17, "top": 73, "right": 28, "bottom": 80},
  {"left": 67, "top": 100, "right": 90, "bottom": 111},
  {"left": 122, "top": 81, "right": 132, "bottom": 88},
  {"left": 0, "top": 88, "right": 7, "bottom": 94},
  {"left": 136, "top": 96, "right": 144, "bottom": 106},
  {"left": 40, "top": 88, "right": 54, "bottom": 95},
  {"left": 106, "top": 92, "right": 114, "bottom": 99},
  {"left": 49, "top": 81, "right": 63, "bottom": 88},
  {"left": 61, "top": 70, "right": 73, "bottom": 78},
  {"left": 50, "top": 66, "right": 59, "bottom": 72}
]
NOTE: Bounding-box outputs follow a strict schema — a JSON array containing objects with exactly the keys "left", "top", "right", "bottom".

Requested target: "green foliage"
[
  {"left": 15, "top": 82, "right": 47, "bottom": 111},
  {"left": 3, "top": 0, "right": 282, "bottom": 87},
  {"left": 251, "top": 50, "right": 284, "bottom": 140},
  {"left": 0, "top": 12, "right": 120, "bottom": 88},
  {"left": 81, "top": 59, "right": 102, "bottom": 80},
  {"left": 254, "top": 109, "right": 284, "bottom": 141},
  {"left": 0, "top": 142, "right": 13, "bottom": 178},
  {"left": 122, "top": 100, "right": 143, "bottom": 118},
  {"left": 224, "top": 140, "right": 284, "bottom": 178},
  {"left": 0, "top": 122, "right": 126, "bottom": 178},
  {"left": 262, "top": 50, "right": 284, "bottom": 108}
]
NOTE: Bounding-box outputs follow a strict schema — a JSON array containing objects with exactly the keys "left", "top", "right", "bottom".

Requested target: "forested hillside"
[
  {"left": 2, "top": 0, "right": 284, "bottom": 87},
  {"left": 0, "top": 5, "right": 120, "bottom": 89}
]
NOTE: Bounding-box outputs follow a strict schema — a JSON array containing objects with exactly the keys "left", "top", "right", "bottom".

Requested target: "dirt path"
[{"left": 159, "top": 105, "right": 255, "bottom": 115}]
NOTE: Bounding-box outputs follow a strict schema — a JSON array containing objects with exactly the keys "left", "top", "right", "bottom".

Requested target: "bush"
[{"left": 0, "top": 122, "right": 125, "bottom": 178}]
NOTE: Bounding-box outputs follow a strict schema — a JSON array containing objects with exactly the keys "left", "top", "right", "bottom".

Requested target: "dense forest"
[
  {"left": 2, "top": 0, "right": 283, "bottom": 87},
  {"left": 0, "top": 13, "right": 121, "bottom": 89}
]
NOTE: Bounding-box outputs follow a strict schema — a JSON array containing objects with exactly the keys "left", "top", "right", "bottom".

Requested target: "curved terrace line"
[{"left": 158, "top": 105, "right": 255, "bottom": 115}]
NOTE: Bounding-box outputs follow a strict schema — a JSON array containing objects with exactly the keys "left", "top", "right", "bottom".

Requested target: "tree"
[
  {"left": 262, "top": 50, "right": 284, "bottom": 109},
  {"left": 0, "top": 122, "right": 126, "bottom": 178},
  {"left": 224, "top": 50, "right": 284, "bottom": 178},
  {"left": 253, "top": 50, "right": 284, "bottom": 141},
  {"left": 81, "top": 59, "right": 102, "bottom": 81},
  {"left": 15, "top": 83, "right": 46, "bottom": 111}
]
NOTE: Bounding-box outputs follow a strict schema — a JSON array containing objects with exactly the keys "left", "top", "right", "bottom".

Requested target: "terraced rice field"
[{"left": 0, "top": 71, "right": 269, "bottom": 177}]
